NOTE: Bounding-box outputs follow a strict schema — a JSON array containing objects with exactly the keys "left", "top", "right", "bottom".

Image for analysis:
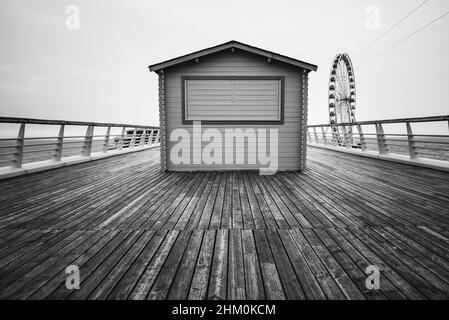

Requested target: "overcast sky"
[{"left": 1, "top": 0, "right": 448, "bottom": 128}]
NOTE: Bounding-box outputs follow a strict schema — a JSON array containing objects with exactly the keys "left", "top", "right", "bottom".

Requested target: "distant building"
[{"left": 149, "top": 41, "right": 317, "bottom": 172}]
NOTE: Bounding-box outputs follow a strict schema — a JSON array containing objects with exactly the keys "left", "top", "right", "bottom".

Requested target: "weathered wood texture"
[
  {"left": 0, "top": 146, "right": 448, "bottom": 299},
  {"left": 164, "top": 50, "right": 304, "bottom": 171}
]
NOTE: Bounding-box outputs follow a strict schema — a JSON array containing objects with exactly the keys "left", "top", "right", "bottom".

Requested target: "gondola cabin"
[{"left": 149, "top": 41, "right": 317, "bottom": 172}]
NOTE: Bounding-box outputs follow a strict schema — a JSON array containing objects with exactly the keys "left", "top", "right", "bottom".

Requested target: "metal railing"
[
  {"left": 308, "top": 115, "right": 449, "bottom": 167},
  {"left": 0, "top": 117, "right": 160, "bottom": 169}
]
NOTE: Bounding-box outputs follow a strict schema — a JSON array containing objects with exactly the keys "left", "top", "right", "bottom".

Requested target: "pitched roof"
[{"left": 148, "top": 40, "right": 318, "bottom": 72}]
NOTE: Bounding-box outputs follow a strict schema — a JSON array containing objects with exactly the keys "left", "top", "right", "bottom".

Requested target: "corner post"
[
  {"left": 300, "top": 70, "right": 309, "bottom": 171},
  {"left": 159, "top": 70, "right": 167, "bottom": 171},
  {"left": 54, "top": 124, "right": 65, "bottom": 161},
  {"left": 13, "top": 123, "right": 25, "bottom": 168}
]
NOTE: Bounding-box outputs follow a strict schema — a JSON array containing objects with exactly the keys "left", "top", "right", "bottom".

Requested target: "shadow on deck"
[{"left": 0, "top": 146, "right": 448, "bottom": 300}]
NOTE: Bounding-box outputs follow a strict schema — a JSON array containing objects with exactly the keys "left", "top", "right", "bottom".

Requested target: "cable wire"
[
  {"left": 357, "top": 9, "right": 449, "bottom": 69},
  {"left": 354, "top": 0, "right": 430, "bottom": 58}
]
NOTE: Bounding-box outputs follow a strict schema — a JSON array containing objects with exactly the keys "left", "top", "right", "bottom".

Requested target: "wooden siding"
[
  {"left": 163, "top": 50, "right": 304, "bottom": 171},
  {"left": 1, "top": 147, "right": 449, "bottom": 300}
]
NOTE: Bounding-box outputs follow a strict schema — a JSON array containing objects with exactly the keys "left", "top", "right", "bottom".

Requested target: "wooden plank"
[
  {"left": 148, "top": 230, "right": 192, "bottom": 300},
  {"left": 107, "top": 230, "right": 167, "bottom": 299},
  {"left": 289, "top": 228, "right": 346, "bottom": 299},
  {"left": 301, "top": 229, "right": 366, "bottom": 300},
  {"left": 253, "top": 230, "right": 285, "bottom": 300},
  {"left": 89, "top": 230, "right": 156, "bottom": 299},
  {"left": 188, "top": 230, "right": 215, "bottom": 300},
  {"left": 348, "top": 227, "right": 447, "bottom": 299},
  {"left": 241, "top": 229, "right": 265, "bottom": 299},
  {"left": 331, "top": 227, "right": 424, "bottom": 300},
  {"left": 129, "top": 230, "right": 179, "bottom": 300},
  {"left": 227, "top": 229, "right": 246, "bottom": 299},
  {"left": 265, "top": 229, "right": 306, "bottom": 299},
  {"left": 208, "top": 229, "right": 229, "bottom": 300},
  {"left": 29, "top": 230, "right": 120, "bottom": 300},
  {"left": 168, "top": 230, "right": 204, "bottom": 299},
  {"left": 277, "top": 229, "right": 326, "bottom": 299},
  {"left": 324, "top": 228, "right": 406, "bottom": 300}
]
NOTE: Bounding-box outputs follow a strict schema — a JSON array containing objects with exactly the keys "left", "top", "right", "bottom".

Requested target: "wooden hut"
[{"left": 149, "top": 40, "right": 317, "bottom": 172}]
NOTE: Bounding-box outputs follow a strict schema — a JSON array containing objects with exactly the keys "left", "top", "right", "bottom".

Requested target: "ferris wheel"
[{"left": 328, "top": 53, "right": 356, "bottom": 145}]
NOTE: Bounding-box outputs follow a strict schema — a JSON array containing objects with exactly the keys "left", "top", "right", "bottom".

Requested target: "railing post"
[
  {"left": 118, "top": 127, "right": 125, "bottom": 150},
  {"left": 82, "top": 125, "right": 94, "bottom": 157},
  {"left": 147, "top": 129, "right": 154, "bottom": 145},
  {"left": 103, "top": 126, "right": 111, "bottom": 153},
  {"left": 375, "top": 123, "right": 388, "bottom": 155},
  {"left": 130, "top": 128, "right": 137, "bottom": 149},
  {"left": 406, "top": 122, "right": 417, "bottom": 160},
  {"left": 342, "top": 125, "right": 349, "bottom": 148},
  {"left": 321, "top": 126, "right": 326, "bottom": 145},
  {"left": 307, "top": 128, "right": 312, "bottom": 144},
  {"left": 140, "top": 129, "right": 147, "bottom": 147},
  {"left": 313, "top": 127, "right": 319, "bottom": 145},
  {"left": 13, "top": 123, "right": 25, "bottom": 168},
  {"left": 54, "top": 124, "right": 65, "bottom": 161},
  {"left": 357, "top": 124, "right": 367, "bottom": 151},
  {"left": 331, "top": 126, "right": 337, "bottom": 146},
  {"left": 154, "top": 130, "right": 160, "bottom": 144},
  {"left": 348, "top": 126, "right": 354, "bottom": 146}
]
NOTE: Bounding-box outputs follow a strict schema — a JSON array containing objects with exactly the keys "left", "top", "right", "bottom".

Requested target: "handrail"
[
  {"left": 0, "top": 116, "right": 159, "bottom": 129},
  {"left": 307, "top": 115, "right": 449, "bottom": 171},
  {"left": 308, "top": 115, "right": 449, "bottom": 128},
  {"left": 0, "top": 117, "right": 161, "bottom": 172}
]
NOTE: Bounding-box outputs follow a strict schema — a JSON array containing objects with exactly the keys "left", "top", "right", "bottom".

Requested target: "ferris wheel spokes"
[{"left": 328, "top": 53, "right": 358, "bottom": 148}]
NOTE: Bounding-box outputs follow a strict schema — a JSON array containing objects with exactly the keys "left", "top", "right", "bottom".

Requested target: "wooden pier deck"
[{"left": 0, "top": 146, "right": 448, "bottom": 300}]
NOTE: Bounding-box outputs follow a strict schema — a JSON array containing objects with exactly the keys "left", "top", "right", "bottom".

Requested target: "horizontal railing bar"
[
  {"left": 413, "top": 140, "right": 449, "bottom": 145},
  {"left": 0, "top": 116, "right": 159, "bottom": 129},
  {"left": 0, "top": 152, "right": 17, "bottom": 156},
  {"left": 20, "top": 135, "right": 153, "bottom": 140},
  {"left": 61, "top": 146, "right": 85, "bottom": 150},
  {"left": 308, "top": 115, "right": 449, "bottom": 128},
  {"left": 415, "top": 150, "right": 448, "bottom": 156},
  {"left": 382, "top": 142, "right": 408, "bottom": 147},
  {"left": 24, "top": 142, "right": 59, "bottom": 147},
  {"left": 415, "top": 146, "right": 449, "bottom": 152},
  {"left": 21, "top": 136, "right": 58, "bottom": 140},
  {"left": 22, "top": 148, "right": 57, "bottom": 154}
]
